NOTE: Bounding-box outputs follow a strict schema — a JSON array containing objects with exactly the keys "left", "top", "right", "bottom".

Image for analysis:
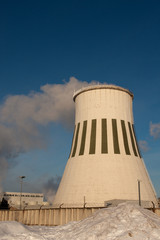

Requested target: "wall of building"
[
  {"left": 2, "top": 192, "right": 44, "bottom": 207},
  {"left": 0, "top": 207, "right": 102, "bottom": 226},
  {"left": 0, "top": 207, "right": 159, "bottom": 226}
]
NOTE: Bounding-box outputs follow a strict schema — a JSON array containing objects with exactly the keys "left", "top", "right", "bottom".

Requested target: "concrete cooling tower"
[{"left": 54, "top": 85, "right": 157, "bottom": 208}]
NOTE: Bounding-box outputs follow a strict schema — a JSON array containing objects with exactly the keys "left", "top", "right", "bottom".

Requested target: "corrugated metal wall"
[{"left": 0, "top": 207, "right": 102, "bottom": 226}]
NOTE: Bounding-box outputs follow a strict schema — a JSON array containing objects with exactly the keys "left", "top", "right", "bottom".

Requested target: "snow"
[{"left": 1, "top": 202, "right": 160, "bottom": 239}]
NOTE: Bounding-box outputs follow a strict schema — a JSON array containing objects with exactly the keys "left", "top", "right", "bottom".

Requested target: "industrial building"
[
  {"left": 54, "top": 84, "right": 157, "bottom": 208},
  {"left": 1, "top": 192, "right": 44, "bottom": 208}
]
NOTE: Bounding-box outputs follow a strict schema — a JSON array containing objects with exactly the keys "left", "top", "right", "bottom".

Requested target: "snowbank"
[{"left": 1, "top": 202, "right": 160, "bottom": 239}]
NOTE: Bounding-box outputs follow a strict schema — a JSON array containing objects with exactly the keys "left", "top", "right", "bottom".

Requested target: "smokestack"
[{"left": 53, "top": 85, "right": 157, "bottom": 207}]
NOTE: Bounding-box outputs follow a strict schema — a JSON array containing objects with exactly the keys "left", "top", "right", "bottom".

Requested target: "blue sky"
[{"left": 0, "top": 0, "right": 160, "bottom": 198}]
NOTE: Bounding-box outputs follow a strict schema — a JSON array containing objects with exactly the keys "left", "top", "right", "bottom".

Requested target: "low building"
[{"left": 1, "top": 192, "right": 44, "bottom": 208}]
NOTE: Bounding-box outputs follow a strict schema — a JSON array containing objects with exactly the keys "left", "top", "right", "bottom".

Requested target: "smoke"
[
  {"left": 43, "top": 176, "right": 61, "bottom": 203},
  {"left": 0, "top": 77, "right": 96, "bottom": 189},
  {"left": 150, "top": 122, "right": 160, "bottom": 139},
  {"left": 138, "top": 122, "right": 160, "bottom": 154},
  {"left": 139, "top": 140, "right": 149, "bottom": 152}
]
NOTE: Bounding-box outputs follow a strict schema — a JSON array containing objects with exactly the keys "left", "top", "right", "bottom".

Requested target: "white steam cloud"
[
  {"left": 150, "top": 122, "right": 160, "bottom": 139},
  {"left": 138, "top": 140, "right": 149, "bottom": 152},
  {"left": 43, "top": 176, "right": 61, "bottom": 203},
  {"left": 0, "top": 77, "right": 96, "bottom": 189}
]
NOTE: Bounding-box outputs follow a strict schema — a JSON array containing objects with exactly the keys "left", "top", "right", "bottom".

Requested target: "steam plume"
[
  {"left": 139, "top": 140, "right": 149, "bottom": 152},
  {"left": 0, "top": 77, "right": 96, "bottom": 189},
  {"left": 150, "top": 122, "right": 160, "bottom": 139},
  {"left": 43, "top": 176, "right": 61, "bottom": 203}
]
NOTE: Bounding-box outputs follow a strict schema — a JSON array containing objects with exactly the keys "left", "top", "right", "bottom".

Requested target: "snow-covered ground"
[{"left": 1, "top": 202, "right": 160, "bottom": 240}]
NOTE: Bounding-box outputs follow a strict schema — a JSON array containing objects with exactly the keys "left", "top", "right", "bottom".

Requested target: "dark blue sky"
[
  {"left": 1, "top": 0, "right": 160, "bottom": 95},
  {"left": 0, "top": 0, "right": 160, "bottom": 197}
]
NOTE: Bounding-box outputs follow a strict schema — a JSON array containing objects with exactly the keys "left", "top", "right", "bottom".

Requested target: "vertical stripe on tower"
[
  {"left": 89, "top": 119, "right": 96, "bottom": 154},
  {"left": 69, "top": 125, "right": 76, "bottom": 158},
  {"left": 79, "top": 120, "right": 87, "bottom": 155},
  {"left": 128, "top": 122, "right": 138, "bottom": 157},
  {"left": 112, "top": 119, "right": 120, "bottom": 154},
  {"left": 132, "top": 124, "right": 142, "bottom": 158},
  {"left": 102, "top": 119, "right": 108, "bottom": 153},
  {"left": 121, "top": 120, "right": 130, "bottom": 155},
  {"left": 72, "top": 123, "right": 80, "bottom": 157}
]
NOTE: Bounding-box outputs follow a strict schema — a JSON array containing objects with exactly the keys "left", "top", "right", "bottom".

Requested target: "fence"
[{"left": 0, "top": 207, "right": 102, "bottom": 226}]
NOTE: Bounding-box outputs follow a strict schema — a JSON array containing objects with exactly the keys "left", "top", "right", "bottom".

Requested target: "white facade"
[
  {"left": 2, "top": 192, "right": 44, "bottom": 207},
  {"left": 54, "top": 85, "right": 157, "bottom": 208}
]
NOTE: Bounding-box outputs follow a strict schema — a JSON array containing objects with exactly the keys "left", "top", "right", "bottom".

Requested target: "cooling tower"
[{"left": 54, "top": 85, "right": 157, "bottom": 208}]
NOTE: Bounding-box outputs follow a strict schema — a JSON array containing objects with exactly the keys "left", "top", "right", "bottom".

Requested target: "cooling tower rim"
[{"left": 73, "top": 84, "right": 134, "bottom": 101}]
